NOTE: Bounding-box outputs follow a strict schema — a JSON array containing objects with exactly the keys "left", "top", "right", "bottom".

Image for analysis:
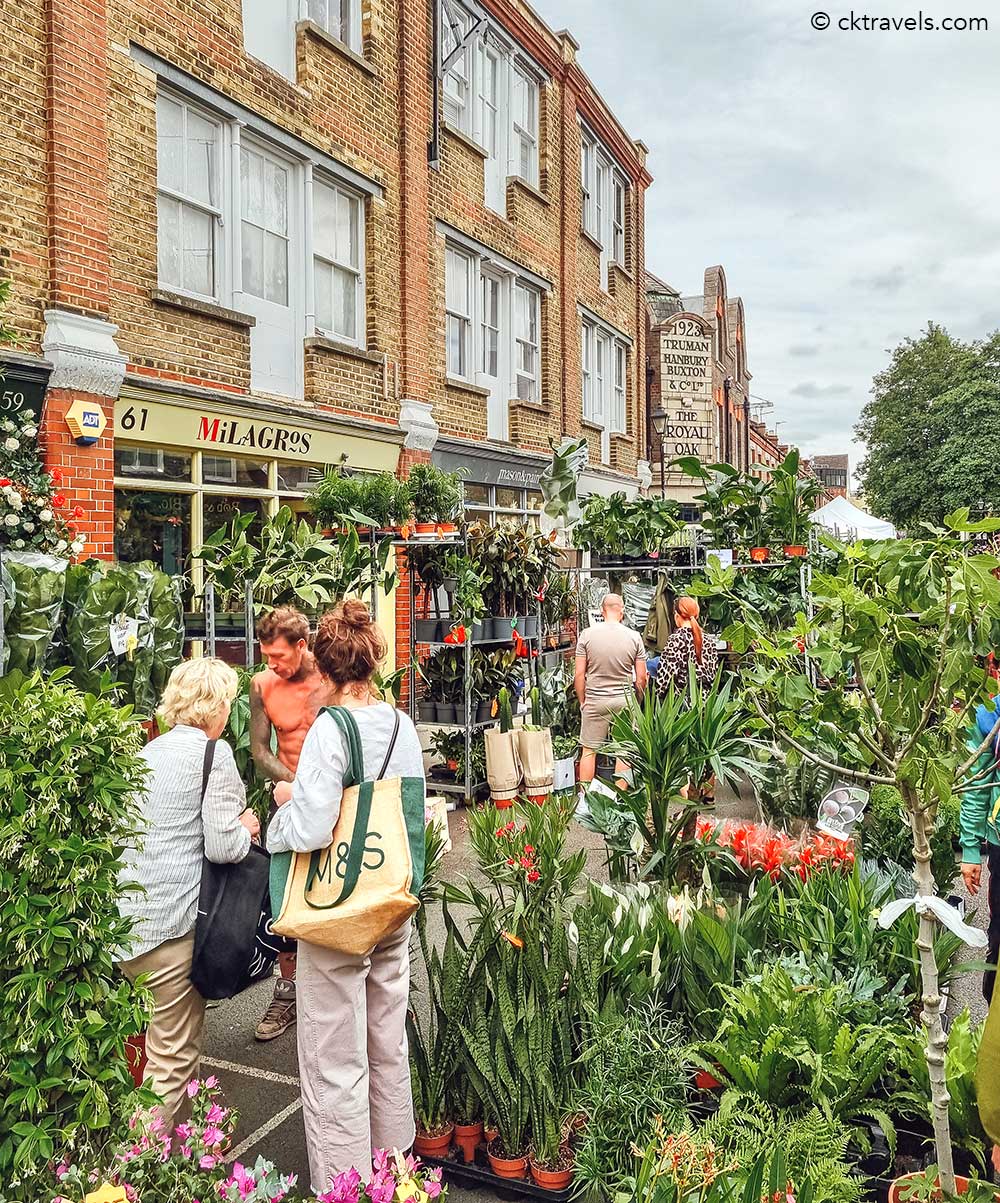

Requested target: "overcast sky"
[{"left": 539, "top": 0, "right": 1000, "bottom": 468}]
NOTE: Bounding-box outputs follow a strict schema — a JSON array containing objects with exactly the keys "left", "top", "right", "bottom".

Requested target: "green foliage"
[
  {"left": 572, "top": 1006, "right": 688, "bottom": 1202},
  {"left": 593, "top": 678, "right": 760, "bottom": 885},
  {"left": 0, "top": 672, "right": 152, "bottom": 1194},
  {"left": 572, "top": 492, "right": 685, "bottom": 558},
  {"left": 862, "top": 785, "right": 959, "bottom": 895},
  {"left": 539, "top": 436, "right": 589, "bottom": 528},
  {"left": 693, "top": 964, "right": 907, "bottom": 1151},
  {"left": 0, "top": 551, "right": 67, "bottom": 674},
  {"left": 405, "top": 464, "right": 464, "bottom": 524},
  {"left": 894, "top": 1010, "right": 989, "bottom": 1169},
  {"left": 225, "top": 664, "right": 273, "bottom": 822},
  {"left": 466, "top": 518, "right": 558, "bottom": 616},
  {"left": 196, "top": 506, "right": 395, "bottom": 615},
  {"left": 855, "top": 323, "right": 1000, "bottom": 529},
  {"left": 768, "top": 450, "right": 824, "bottom": 547},
  {"left": 752, "top": 747, "right": 835, "bottom": 825},
  {"left": 699, "top": 1099, "right": 865, "bottom": 1203}
]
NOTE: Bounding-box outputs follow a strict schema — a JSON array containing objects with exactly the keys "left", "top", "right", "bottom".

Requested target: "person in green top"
[{"left": 959, "top": 695, "right": 1000, "bottom": 1002}]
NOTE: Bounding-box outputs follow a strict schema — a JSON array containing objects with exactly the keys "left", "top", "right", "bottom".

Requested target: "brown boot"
[{"left": 254, "top": 977, "right": 296, "bottom": 1042}]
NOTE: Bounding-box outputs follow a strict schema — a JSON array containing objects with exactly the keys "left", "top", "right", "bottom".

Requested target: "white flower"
[
  {"left": 10, "top": 494, "right": 22, "bottom": 509},
  {"left": 4, "top": 437, "right": 19, "bottom": 451},
  {"left": 38, "top": 509, "right": 52, "bottom": 522},
  {"left": 56, "top": 539, "right": 68, "bottom": 552},
  {"left": 23, "top": 426, "right": 37, "bottom": 438},
  {"left": 23, "top": 521, "right": 34, "bottom": 532},
  {"left": 13, "top": 538, "right": 24, "bottom": 548},
  {"left": 1, "top": 484, "right": 12, "bottom": 496},
  {"left": 2, "top": 420, "right": 14, "bottom": 433},
  {"left": 4, "top": 513, "right": 19, "bottom": 526},
  {"left": 71, "top": 539, "right": 85, "bottom": 553}
]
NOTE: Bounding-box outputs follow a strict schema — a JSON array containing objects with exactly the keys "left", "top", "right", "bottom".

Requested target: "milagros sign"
[{"left": 658, "top": 314, "right": 714, "bottom": 472}]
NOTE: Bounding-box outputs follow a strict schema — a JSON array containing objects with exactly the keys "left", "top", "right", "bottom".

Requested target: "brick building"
[
  {"left": 810, "top": 453, "right": 850, "bottom": 498},
  {"left": 1, "top": 0, "right": 651, "bottom": 646},
  {"left": 645, "top": 265, "right": 751, "bottom": 507}
]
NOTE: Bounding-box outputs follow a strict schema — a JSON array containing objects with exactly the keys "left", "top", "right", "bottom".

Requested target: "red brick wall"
[{"left": 41, "top": 390, "right": 116, "bottom": 557}]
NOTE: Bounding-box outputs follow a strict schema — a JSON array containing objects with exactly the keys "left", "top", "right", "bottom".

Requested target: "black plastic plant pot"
[
  {"left": 442, "top": 577, "right": 458, "bottom": 594},
  {"left": 471, "top": 620, "right": 486, "bottom": 642},
  {"left": 421, "top": 1149, "right": 573, "bottom": 1201},
  {"left": 417, "top": 700, "right": 436, "bottom": 723},
  {"left": 518, "top": 614, "right": 539, "bottom": 638},
  {"left": 435, "top": 701, "right": 458, "bottom": 723},
  {"left": 490, "top": 616, "right": 514, "bottom": 641},
  {"left": 415, "top": 619, "right": 441, "bottom": 642},
  {"left": 476, "top": 699, "right": 494, "bottom": 724}
]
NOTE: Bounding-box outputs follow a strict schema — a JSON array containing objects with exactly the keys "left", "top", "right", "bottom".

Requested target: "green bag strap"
[{"left": 322, "top": 705, "right": 365, "bottom": 787}]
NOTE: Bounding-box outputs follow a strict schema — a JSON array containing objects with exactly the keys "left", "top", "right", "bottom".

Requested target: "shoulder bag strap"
[
  {"left": 321, "top": 705, "right": 365, "bottom": 786},
  {"left": 201, "top": 738, "right": 218, "bottom": 800},
  {"left": 376, "top": 708, "right": 401, "bottom": 781}
]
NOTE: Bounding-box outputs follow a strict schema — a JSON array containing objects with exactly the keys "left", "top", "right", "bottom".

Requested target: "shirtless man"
[{"left": 250, "top": 606, "right": 331, "bottom": 1042}]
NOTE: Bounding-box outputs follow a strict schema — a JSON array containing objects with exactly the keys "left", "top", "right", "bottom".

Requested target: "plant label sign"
[
  {"left": 817, "top": 785, "right": 869, "bottom": 840},
  {"left": 109, "top": 613, "right": 139, "bottom": 659}
]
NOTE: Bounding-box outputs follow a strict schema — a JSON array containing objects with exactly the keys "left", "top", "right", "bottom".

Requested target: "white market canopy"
[{"left": 811, "top": 495, "right": 897, "bottom": 540}]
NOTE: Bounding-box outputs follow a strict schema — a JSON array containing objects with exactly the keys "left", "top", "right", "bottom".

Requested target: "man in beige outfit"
[{"left": 575, "top": 592, "right": 647, "bottom": 784}]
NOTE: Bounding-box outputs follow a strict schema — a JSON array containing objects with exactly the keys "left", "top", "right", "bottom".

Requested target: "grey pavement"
[{"left": 202, "top": 784, "right": 990, "bottom": 1199}]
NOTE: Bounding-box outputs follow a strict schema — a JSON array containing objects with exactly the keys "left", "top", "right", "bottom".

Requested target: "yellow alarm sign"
[
  {"left": 84, "top": 1183, "right": 128, "bottom": 1203},
  {"left": 66, "top": 398, "right": 108, "bottom": 445}
]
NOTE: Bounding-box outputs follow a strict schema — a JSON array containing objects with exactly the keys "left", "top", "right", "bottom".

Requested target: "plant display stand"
[
  {"left": 421, "top": 1149, "right": 574, "bottom": 1202},
  {"left": 403, "top": 531, "right": 543, "bottom": 804}
]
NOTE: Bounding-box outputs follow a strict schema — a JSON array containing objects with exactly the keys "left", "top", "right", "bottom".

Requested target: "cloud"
[{"left": 538, "top": 0, "right": 999, "bottom": 454}]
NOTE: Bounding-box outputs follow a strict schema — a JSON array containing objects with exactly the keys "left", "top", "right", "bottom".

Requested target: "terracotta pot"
[
  {"left": 487, "top": 1142, "right": 528, "bottom": 1180},
  {"left": 484, "top": 1125, "right": 499, "bottom": 1145},
  {"left": 454, "top": 1121, "right": 484, "bottom": 1164},
  {"left": 413, "top": 1124, "right": 454, "bottom": 1159},
  {"left": 888, "top": 1175, "right": 972, "bottom": 1203},
  {"left": 438, "top": 522, "right": 458, "bottom": 534},
  {"left": 749, "top": 546, "right": 770, "bottom": 563},
  {"left": 783, "top": 544, "right": 808, "bottom": 557},
  {"left": 530, "top": 1160, "right": 573, "bottom": 1191},
  {"left": 527, "top": 793, "right": 549, "bottom": 806},
  {"left": 124, "top": 1031, "right": 147, "bottom": 1088},
  {"left": 493, "top": 795, "right": 514, "bottom": 810},
  {"left": 693, "top": 1068, "right": 723, "bottom": 1090},
  {"left": 414, "top": 521, "right": 437, "bottom": 535}
]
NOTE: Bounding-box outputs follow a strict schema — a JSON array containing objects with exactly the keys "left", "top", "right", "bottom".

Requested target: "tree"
[
  {"left": 855, "top": 325, "right": 1000, "bottom": 529},
  {"left": 722, "top": 513, "right": 1000, "bottom": 1194}
]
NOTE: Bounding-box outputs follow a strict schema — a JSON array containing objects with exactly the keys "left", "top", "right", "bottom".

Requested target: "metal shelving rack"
[{"left": 402, "top": 529, "right": 543, "bottom": 804}]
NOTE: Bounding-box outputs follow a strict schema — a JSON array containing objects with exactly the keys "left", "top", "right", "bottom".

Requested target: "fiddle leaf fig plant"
[{"left": 722, "top": 510, "right": 1000, "bottom": 1195}]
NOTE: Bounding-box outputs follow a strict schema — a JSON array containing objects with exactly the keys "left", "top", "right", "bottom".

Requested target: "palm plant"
[{"left": 768, "top": 449, "right": 823, "bottom": 548}]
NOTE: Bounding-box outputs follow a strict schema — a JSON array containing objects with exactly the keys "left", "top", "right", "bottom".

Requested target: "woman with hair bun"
[
  {"left": 654, "top": 596, "right": 719, "bottom": 698},
  {"left": 266, "top": 600, "right": 424, "bottom": 1192}
]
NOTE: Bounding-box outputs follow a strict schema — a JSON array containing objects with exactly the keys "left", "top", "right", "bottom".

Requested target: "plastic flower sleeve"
[
  {"left": 0, "top": 550, "right": 68, "bottom": 674},
  {"left": 147, "top": 566, "right": 185, "bottom": 702}
]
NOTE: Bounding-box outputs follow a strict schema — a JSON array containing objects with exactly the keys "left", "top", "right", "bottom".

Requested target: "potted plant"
[
  {"left": 422, "top": 647, "right": 465, "bottom": 723},
  {"left": 551, "top": 732, "right": 578, "bottom": 792},
  {"left": 450, "top": 1077, "right": 485, "bottom": 1164},
  {"left": 444, "top": 553, "right": 487, "bottom": 641},
  {"left": 405, "top": 464, "right": 464, "bottom": 534},
  {"left": 769, "top": 449, "right": 821, "bottom": 556},
  {"left": 724, "top": 510, "right": 1000, "bottom": 1198},
  {"left": 306, "top": 470, "right": 371, "bottom": 533},
  {"left": 356, "top": 471, "right": 411, "bottom": 534}
]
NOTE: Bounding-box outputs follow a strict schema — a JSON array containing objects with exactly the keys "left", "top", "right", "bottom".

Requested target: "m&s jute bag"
[{"left": 269, "top": 706, "right": 426, "bottom": 957}]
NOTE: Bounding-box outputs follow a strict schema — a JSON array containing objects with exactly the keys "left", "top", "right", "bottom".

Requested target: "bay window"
[{"left": 156, "top": 94, "right": 223, "bottom": 300}]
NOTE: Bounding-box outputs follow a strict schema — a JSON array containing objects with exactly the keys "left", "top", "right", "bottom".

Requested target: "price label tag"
[{"left": 109, "top": 614, "right": 139, "bottom": 658}]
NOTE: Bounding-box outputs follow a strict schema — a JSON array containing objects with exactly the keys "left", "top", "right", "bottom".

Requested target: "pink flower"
[
  {"left": 160, "top": 1138, "right": 173, "bottom": 1162},
  {"left": 175, "top": 1122, "right": 192, "bottom": 1140},
  {"left": 200, "top": 1154, "right": 219, "bottom": 1171},
  {"left": 205, "top": 1103, "right": 228, "bottom": 1125},
  {"left": 55, "top": 1164, "right": 70, "bottom": 1181},
  {"left": 180, "top": 1144, "right": 193, "bottom": 1160},
  {"left": 204, "top": 1074, "right": 220, "bottom": 1089},
  {"left": 372, "top": 1150, "right": 391, "bottom": 1174},
  {"left": 202, "top": 1125, "right": 225, "bottom": 1148},
  {"left": 187, "top": 1080, "right": 200, "bottom": 1099}
]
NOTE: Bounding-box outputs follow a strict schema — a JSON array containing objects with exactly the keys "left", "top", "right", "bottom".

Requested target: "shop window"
[
  {"left": 203, "top": 455, "right": 269, "bottom": 489},
  {"left": 204, "top": 494, "right": 267, "bottom": 541},
  {"left": 276, "top": 460, "right": 321, "bottom": 492},
  {"left": 114, "top": 447, "right": 192, "bottom": 482},
  {"left": 458, "top": 480, "right": 540, "bottom": 526},
  {"left": 313, "top": 180, "right": 364, "bottom": 345},
  {"left": 156, "top": 94, "right": 223, "bottom": 300},
  {"left": 114, "top": 489, "right": 192, "bottom": 578}
]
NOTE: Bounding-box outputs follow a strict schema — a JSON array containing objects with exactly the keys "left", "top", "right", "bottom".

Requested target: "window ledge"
[
  {"left": 507, "top": 175, "right": 549, "bottom": 207},
  {"left": 610, "top": 432, "right": 631, "bottom": 443},
  {"left": 580, "top": 227, "right": 603, "bottom": 254},
  {"left": 581, "top": 418, "right": 603, "bottom": 432},
  {"left": 509, "top": 397, "right": 549, "bottom": 413},
  {"left": 297, "top": 20, "right": 375, "bottom": 76},
  {"left": 152, "top": 289, "right": 256, "bottom": 328},
  {"left": 304, "top": 334, "right": 383, "bottom": 365},
  {"left": 446, "top": 375, "right": 490, "bottom": 397},
  {"left": 443, "top": 120, "right": 488, "bottom": 160},
  {"left": 610, "top": 260, "right": 633, "bottom": 283}
]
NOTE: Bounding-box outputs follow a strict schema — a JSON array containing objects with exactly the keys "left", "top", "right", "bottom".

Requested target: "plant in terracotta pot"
[
  {"left": 306, "top": 469, "right": 373, "bottom": 532},
  {"left": 356, "top": 471, "right": 410, "bottom": 533},
  {"left": 769, "top": 449, "right": 822, "bottom": 555},
  {"left": 405, "top": 464, "right": 464, "bottom": 533}
]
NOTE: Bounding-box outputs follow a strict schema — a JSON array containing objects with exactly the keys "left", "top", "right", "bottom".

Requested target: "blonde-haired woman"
[{"left": 119, "top": 658, "right": 260, "bottom": 1127}]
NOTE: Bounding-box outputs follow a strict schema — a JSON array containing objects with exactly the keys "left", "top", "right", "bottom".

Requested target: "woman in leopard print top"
[{"left": 654, "top": 596, "right": 718, "bottom": 697}]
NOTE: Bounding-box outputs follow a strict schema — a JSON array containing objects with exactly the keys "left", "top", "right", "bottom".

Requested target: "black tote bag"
[{"left": 190, "top": 740, "right": 290, "bottom": 1000}]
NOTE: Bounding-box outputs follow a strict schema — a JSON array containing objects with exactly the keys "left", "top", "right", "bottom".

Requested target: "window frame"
[
  {"left": 581, "top": 315, "right": 629, "bottom": 462},
  {"left": 612, "top": 174, "right": 626, "bottom": 266},
  {"left": 155, "top": 91, "right": 226, "bottom": 303},
  {"left": 307, "top": 0, "right": 361, "bottom": 54},
  {"left": 446, "top": 246, "right": 475, "bottom": 381},
  {"left": 510, "top": 62, "right": 539, "bottom": 189},
  {"left": 311, "top": 176, "right": 366, "bottom": 347},
  {"left": 514, "top": 282, "right": 540, "bottom": 402},
  {"left": 580, "top": 123, "right": 630, "bottom": 286}
]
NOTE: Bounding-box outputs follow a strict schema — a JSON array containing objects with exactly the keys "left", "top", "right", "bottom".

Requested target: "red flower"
[
  {"left": 52, "top": 493, "right": 67, "bottom": 508},
  {"left": 527, "top": 870, "right": 540, "bottom": 883},
  {"left": 519, "top": 856, "right": 533, "bottom": 869},
  {"left": 72, "top": 505, "right": 85, "bottom": 519},
  {"left": 50, "top": 468, "right": 62, "bottom": 484},
  {"left": 523, "top": 845, "right": 535, "bottom": 855},
  {"left": 0, "top": 478, "right": 9, "bottom": 487},
  {"left": 506, "top": 858, "right": 515, "bottom": 866},
  {"left": 444, "top": 625, "right": 467, "bottom": 645}
]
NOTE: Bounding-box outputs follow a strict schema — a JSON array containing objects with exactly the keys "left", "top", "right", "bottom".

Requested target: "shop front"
[
  {"left": 432, "top": 441, "right": 545, "bottom": 526},
  {"left": 112, "top": 383, "right": 403, "bottom": 656}
]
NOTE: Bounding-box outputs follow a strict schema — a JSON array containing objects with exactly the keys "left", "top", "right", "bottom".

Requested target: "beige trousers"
[
  {"left": 296, "top": 919, "right": 415, "bottom": 1192},
  {"left": 120, "top": 932, "right": 206, "bottom": 1130}
]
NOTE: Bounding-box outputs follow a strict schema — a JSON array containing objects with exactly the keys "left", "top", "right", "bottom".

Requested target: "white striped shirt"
[{"left": 119, "top": 725, "right": 251, "bottom": 959}]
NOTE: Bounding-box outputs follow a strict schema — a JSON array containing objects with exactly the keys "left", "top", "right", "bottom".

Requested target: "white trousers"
[{"left": 295, "top": 919, "right": 415, "bottom": 1192}]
